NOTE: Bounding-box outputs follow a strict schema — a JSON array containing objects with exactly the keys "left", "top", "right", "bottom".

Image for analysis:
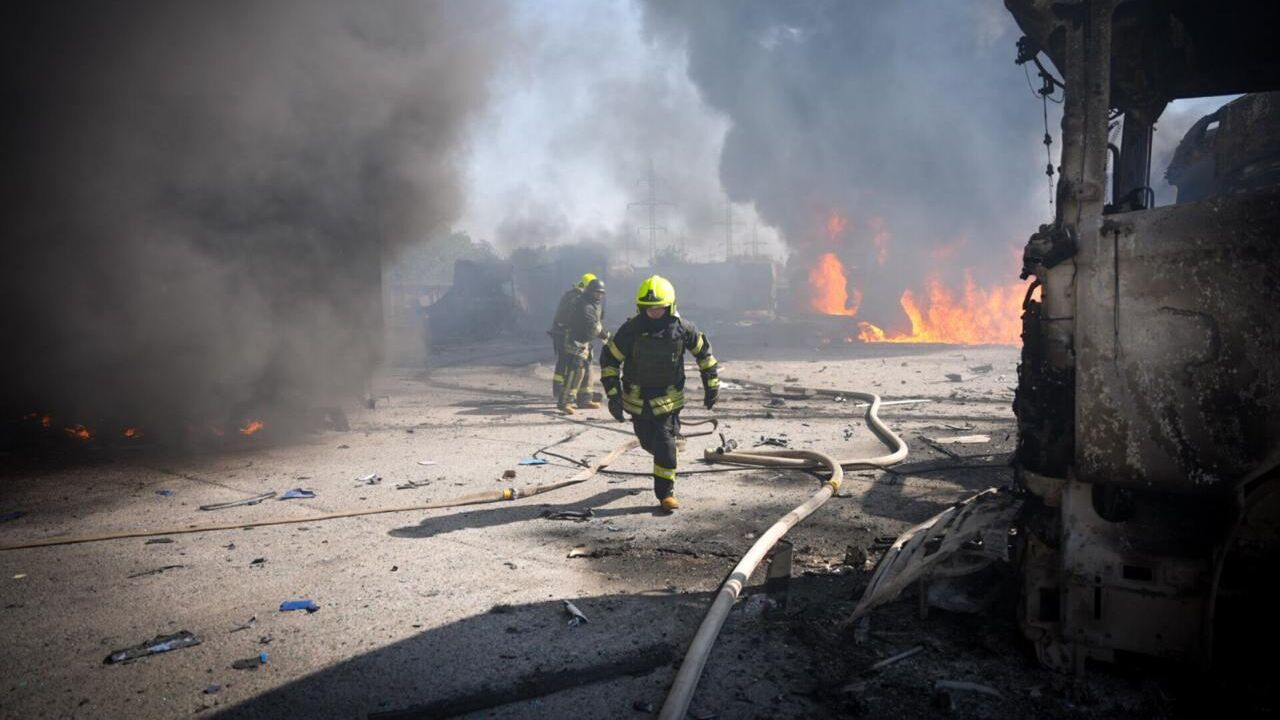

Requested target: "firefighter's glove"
[
  {"left": 608, "top": 396, "right": 625, "bottom": 422},
  {"left": 703, "top": 387, "right": 719, "bottom": 410}
]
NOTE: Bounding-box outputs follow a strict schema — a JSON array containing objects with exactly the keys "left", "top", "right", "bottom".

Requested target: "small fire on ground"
[
  {"left": 239, "top": 419, "right": 265, "bottom": 436},
  {"left": 807, "top": 250, "right": 1027, "bottom": 346}
]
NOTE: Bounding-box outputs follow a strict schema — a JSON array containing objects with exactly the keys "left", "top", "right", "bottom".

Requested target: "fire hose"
[{"left": 659, "top": 385, "right": 907, "bottom": 720}]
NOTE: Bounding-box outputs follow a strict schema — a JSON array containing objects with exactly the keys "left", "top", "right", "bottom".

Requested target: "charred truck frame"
[{"left": 1007, "top": 0, "right": 1280, "bottom": 674}]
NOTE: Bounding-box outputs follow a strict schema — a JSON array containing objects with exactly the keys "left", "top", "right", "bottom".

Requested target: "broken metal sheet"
[{"left": 843, "top": 488, "right": 1022, "bottom": 625}]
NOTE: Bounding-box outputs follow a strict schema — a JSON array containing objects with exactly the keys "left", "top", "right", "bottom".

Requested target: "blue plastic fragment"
[
  {"left": 156, "top": 490, "right": 174, "bottom": 497},
  {"left": 280, "top": 599, "right": 319, "bottom": 613},
  {"left": 279, "top": 488, "right": 316, "bottom": 500},
  {"left": 0, "top": 511, "right": 25, "bottom": 523},
  {"left": 518, "top": 457, "right": 548, "bottom": 466}
]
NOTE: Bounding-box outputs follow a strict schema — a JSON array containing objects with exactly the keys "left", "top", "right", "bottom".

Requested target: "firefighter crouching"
[
  {"left": 558, "top": 278, "right": 609, "bottom": 414},
  {"left": 600, "top": 275, "right": 719, "bottom": 510},
  {"left": 550, "top": 272, "right": 597, "bottom": 401}
]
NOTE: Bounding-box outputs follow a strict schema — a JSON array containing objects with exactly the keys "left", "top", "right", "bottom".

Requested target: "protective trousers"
[
  {"left": 558, "top": 348, "right": 594, "bottom": 407},
  {"left": 552, "top": 345, "right": 569, "bottom": 401},
  {"left": 633, "top": 412, "right": 680, "bottom": 500}
]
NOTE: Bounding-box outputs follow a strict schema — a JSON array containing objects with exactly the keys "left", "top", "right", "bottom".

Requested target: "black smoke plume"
[
  {"left": 641, "top": 0, "right": 1053, "bottom": 324},
  {"left": 0, "top": 1, "right": 505, "bottom": 440}
]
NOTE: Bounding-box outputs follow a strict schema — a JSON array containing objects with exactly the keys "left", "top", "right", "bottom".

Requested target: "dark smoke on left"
[{"left": 0, "top": 1, "right": 505, "bottom": 443}]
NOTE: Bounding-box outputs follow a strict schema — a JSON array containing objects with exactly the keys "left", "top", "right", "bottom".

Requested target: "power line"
[
  {"left": 627, "top": 158, "right": 672, "bottom": 265},
  {"left": 713, "top": 200, "right": 743, "bottom": 261}
]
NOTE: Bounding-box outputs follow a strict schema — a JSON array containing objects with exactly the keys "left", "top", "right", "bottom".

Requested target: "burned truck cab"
[{"left": 1006, "top": 0, "right": 1280, "bottom": 674}]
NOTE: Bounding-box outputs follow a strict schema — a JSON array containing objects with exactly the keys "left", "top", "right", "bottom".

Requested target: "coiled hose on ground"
[{"left": 659, "top": 385, "right": 908, "bottom": 720}]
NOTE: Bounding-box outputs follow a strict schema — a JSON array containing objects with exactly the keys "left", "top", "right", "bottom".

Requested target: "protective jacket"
[
  {"left": 601, "top": 312, "right": 718, "bottom": 417},
  {"left": 563, "top": 294, "right": 608, "bottom": 359},
  {"left": 550, "top": 287, "right": 582, "bottom": 340}
]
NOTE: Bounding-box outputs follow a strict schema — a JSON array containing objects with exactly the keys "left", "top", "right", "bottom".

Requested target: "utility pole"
[
  {"left": 713, "top": 199, "right": 742, "bottom": 261},
  {"left": 627, "top": 159, "right": 671, "bottom": 266},
  {"left": 750, "top": 220, "right": 760, "bottom": 257}
]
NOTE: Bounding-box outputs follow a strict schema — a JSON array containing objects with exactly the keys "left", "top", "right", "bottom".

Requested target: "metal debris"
[
  {"left": 278, "top": 488, "right": 316, "bottom": 500},
  {"left": 843, "top": 489, "right": 1023, "bottom": 626},
  {"left": 356, "top": 473, "right": 382, "bottom": 486},
  {"left": 945, "top": 373, "right": 963, "bottom": 382},
  {"left": 104, "top": 630, "right": 202, "bottom": 664},
  {"left": 925, "top": 434, "right": 991, "bottom": 444},
  {"left": 199, "top": 492, "right": 276, "bottom": 511},
  {"left": 868, "top": 645, "right": 924, "bottom": 672},
  {"left": 563, "top": 599, "right": 589, "bottom": 627}
]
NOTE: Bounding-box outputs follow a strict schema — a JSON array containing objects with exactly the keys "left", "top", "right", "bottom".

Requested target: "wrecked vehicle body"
[{"left": 1005, "top": 0, "right": 1280, "bottom": 674}]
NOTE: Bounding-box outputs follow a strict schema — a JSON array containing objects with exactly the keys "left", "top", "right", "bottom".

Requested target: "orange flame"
[
  {"left": 124, "top": 427, "right": 143, "bottom": 439},
  {"left": 64, "top": 424, "right": 92, "bottom": 441},
  {"left": 41, "top": 415, "right": 52, "bottom": 428},
  {"left": 239, "top": 419, "right": 265, "bottom": 436},
  {"left": 808, "top": 253, "right": 861, "bottom": 316},
  {"left": 857, "top": 274, "right": 1028, "bottom": 345}
]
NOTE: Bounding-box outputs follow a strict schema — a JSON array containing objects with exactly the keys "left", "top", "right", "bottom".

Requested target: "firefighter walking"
[
  {"left": 558, "top": 277, "right": 609, "bottom": 414},
  {"left": 600, "top": 275, "right": 719, "bottom": 510},
  {"left": 550, "top": 273, "right": 597, "bottom": 401}
]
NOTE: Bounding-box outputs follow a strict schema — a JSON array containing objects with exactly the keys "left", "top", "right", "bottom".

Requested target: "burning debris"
[{"left": 239, "top": 420, "right": 266, "bottom": 437}]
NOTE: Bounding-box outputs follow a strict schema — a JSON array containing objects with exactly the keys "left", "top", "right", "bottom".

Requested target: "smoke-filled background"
[
  {"left": 1, "top": 0, "right": 1234, "bottom": 433},
  {"left": 461, "top": 0, "right": 1064, "bottom": 334},
  {"left": 0, "top": 1, "right": 506, "bottom": 431},
  {"left": 637, "top": 0, "right": 1054, "bottom": 324}
]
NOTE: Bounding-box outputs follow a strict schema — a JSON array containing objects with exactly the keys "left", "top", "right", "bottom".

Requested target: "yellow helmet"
[
  {"left": 577, "top": 272, "right": 598, "bottom": 290},
  {"left": 635, "top": 275, "right": 676, "bottom": 308}
]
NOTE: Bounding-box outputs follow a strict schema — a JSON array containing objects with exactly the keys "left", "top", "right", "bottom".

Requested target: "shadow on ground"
[{"left": 388, "top": 489, "right": 658, "bottom": 540}]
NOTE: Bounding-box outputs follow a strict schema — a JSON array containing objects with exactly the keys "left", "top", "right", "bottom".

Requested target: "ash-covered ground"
[{"left": 0, "top": 329, "right": 1221, "bottom": 719}]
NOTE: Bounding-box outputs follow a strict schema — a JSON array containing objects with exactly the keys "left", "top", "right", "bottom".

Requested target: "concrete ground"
[{"left": 0, "top": 330, "right": 1196, "bottom": 719}]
